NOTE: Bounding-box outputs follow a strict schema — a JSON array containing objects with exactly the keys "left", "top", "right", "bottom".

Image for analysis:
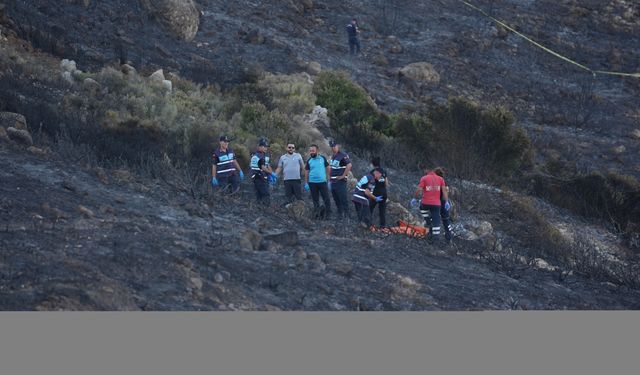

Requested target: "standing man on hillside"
[
  {"left": 329, "top": 140, "right": 352, "bottom": 219},
  {"left": 346, "top": 18, "right": 361, "bottom": 55},
  {"left": 275, "top": 143, "right": 307, "bottom": 203},
  {"left": 305, "top": 144, "right": 332, "bottom": 218},
  {"left": 250, "top": 138, "right": 277, "bottom": 205},
  {"left": 411, "top": 167, "right": 450, "bottom": 244},
  {"left": 211, "top": 135, "right": 244, "bottom": 194},
  {"left": 434, "top": 167, "right": 454, "bottom": 242}
]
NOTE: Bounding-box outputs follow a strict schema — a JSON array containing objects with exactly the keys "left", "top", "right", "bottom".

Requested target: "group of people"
[{"left": 211, "top": 136, "right": 454, "bottom": 243}]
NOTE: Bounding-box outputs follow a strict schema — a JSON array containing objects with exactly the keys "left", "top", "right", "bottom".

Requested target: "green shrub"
[
  {"left": 258, "top": 73, "right": 316, "bottom": 116},
  {"left": 312, "top": 70, "right": 392, "bottom": 150},
  {"left": 394, "top": 97, "right": 533, "bottom": 181}
]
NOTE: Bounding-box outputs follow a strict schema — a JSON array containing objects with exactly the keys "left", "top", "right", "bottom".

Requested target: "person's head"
[
  {"left": 351, "top": 18, "right": 357, "bottom": 25},
  {"left": 309, "top": 144, "right": 319, "bottom": 157},
  {"left": 372, "top": 168, "right": 383, "bottom": 181},
  {"left": 371, "top": 156, "right": 381, "bottom": 168},
  {"left": 329, "top": 140, "right": 340, "bottom": 153},
  {"left": 258, "top": 137, "right": 269, "bottom": 152},
  {"left": 219, "top": 135, "right": 230, "bottom": 149},
  {"left": 286, "top": 143, "right": 296, "bottom": 155},
  {"left": 434, "top": 167, "right": 445, "bottom": 178},
  {"left": 419, "top": 163, "right": 430, "bottom": 175}
]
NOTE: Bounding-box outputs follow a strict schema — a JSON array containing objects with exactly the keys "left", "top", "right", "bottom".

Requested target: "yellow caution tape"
[{"left": 458, "top": 0, "right": 640, "bottom": 78}]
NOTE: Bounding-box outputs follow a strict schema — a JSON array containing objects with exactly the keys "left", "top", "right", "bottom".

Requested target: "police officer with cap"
[
  {"left": 329, "top": 139, "right": 352, "bottom": 218},
  {"left": 250, "top": 137, "right": 277, "bottom": 205},
  {"left": 211, "top": 135, "right": 244, "bottom": 194}
]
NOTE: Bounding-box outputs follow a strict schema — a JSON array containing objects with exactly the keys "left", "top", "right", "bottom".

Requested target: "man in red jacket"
[{"left": 412, "top": 167, "right": 450, "bottom": 244}]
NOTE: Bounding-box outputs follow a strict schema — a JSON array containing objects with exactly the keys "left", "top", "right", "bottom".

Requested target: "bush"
[
  {"left": 394, "top": 97, "right": 533, "bottom": 181},
  {"left": 313, "top": 70, "right": 390, "bottom": 149},
  {"left": 257, "top": 73, "right": 316, "bottom": 116}
]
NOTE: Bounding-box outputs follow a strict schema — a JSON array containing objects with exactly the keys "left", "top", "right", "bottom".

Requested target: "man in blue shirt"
[
  {"left": 329, "top": 140, "right": 352, "bottom": 219},
  {"left": 211, "top": 135, "right": 244, "bottom": 194},
  {"left": 250, "top": 138, "right": 277, "bottom": 205},
  {"left": 305, "top": 144, "right": 332, "bottom": 218}
]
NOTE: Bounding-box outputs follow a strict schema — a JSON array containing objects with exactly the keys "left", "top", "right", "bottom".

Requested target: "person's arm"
[
  {"left": 211, "top": 155, "right": 218, "bottom": 177},
  {"left": 442, "top": 184, "right": 449, "bottom": 202},
  {"left": 365, "top": 188, "right": 376, "bottom": 200},
  {"left": 274, "top": 157, "right": 283, "bottom": 176},
  {"left": 299, "top": 155, "right": 306, "bottom": 181},
  {"left": 233, "top": 159, "right": 242, "bottom": 172},
  {"left": 341, "top": 162, "right": 352, "bottom": 180}
]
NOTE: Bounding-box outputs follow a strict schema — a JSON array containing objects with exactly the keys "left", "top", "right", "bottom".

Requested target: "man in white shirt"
[{"left": 275, "top": 143, "right": 307, "bottom": 202}]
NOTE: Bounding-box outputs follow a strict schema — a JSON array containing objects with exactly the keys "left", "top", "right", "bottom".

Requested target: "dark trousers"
[
  {"left": 440, "top": 204, "right": 453, "bottom": 240},
  {"left": 353, "top": 201, "right": 371, "bottom": 227},
  {"left": 309, "top": 182, "right": 331, "bottom": 212},
  {"left": 349, "top": 37, "right": 361, "bottom": 54},
  {"left": 284, "top": 179, "right": 303, "bottom": 202},
  {"left": 217, "top": 174, "right": 239, "bottom": 194},
  {"left": 369, "top": 198, "right": 387, "bottom": 227},
  {"left": 420, "top": 204, "right": 442, "bottom": 240},
  {"left": 253, "top": 177, "right": 270, "bottom": 205},
  {"left": 330, "top": 181, "right": 349, "bottom": 218}
]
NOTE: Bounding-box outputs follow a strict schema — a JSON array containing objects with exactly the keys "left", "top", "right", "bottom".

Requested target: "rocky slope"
[
  {"left": 3, "top": 0, "right": 639, "bottom": 177},
  {"left": 1, "top": 1, "right": 639, "bottom": 310},
  {"left": 2, "top": 141, "right": 640, "bottom": 310}
]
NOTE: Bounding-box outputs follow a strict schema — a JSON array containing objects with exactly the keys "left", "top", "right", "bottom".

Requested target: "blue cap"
[
  {"left": 219, "top": 135, "right": 230, "bottom": 142},
  {"left": 258, "top": 138, "right": 269, "bottom": 147},
  {"left": 329, "top": 140, "right": 339, "bottom": 147}
]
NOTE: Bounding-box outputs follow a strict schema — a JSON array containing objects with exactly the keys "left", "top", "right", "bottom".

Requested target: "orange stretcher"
[{"left": 370, "top": 220, "right": 429, "bottom": 238}]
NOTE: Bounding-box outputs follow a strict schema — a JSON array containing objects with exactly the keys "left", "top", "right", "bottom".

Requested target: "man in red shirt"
[{"left": 412, "top": 167, "right": 450, "bottom": 243}]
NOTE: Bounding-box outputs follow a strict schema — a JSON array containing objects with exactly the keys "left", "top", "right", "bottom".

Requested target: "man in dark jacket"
[{"left": 346, "top": 18, "right": 361, "bottom": 55}]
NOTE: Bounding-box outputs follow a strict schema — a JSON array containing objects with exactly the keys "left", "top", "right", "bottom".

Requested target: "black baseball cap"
[
  {"left": 258, "top": 138, "right": 270, "bottom": 147},
  {"left": 219, "top": 135, "right": 230, "bottom": 142},
  {"left": 329, "top": 140, "right": 339, "bottom": 147}
]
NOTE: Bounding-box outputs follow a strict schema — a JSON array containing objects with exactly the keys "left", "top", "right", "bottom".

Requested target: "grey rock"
[
  {"left": 0, "top": 112, "right": 27, "bottom": 130},
  {"left": 263, "top": 231, "right": 299, "bottom": 247},
  {"left": 239, "top": 228, "right": 263, "bottom": 251},
  {"left": 140, "top": 0, "right": 199, "bottom": 41},
  {"left": 6, "top": 127, "right": 33, "bottom": 146}
]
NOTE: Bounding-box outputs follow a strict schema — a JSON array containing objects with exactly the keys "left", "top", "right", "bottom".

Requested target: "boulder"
[
  {"left": 140, "top": 0, "right": 200, "bottom": 41},
  {"left": 386, "top": 35, "right": 403, "bottom": 54},
  {"left": 306, "top": 61, "right": 322, "bottom": 75},
  {"left": 239, "top": 228, "right": 263, "bottom": 251},
  {"left": 60, "top": 59, "right": 77, "bottom": 73},
  {"left": 286, "top": 200, "right": 310, "bottom": 219},
  {"left": 630, "top": 129, "right": 640, "bottom": 140},
  {"left": 161, "top": 79, "right": 173, "bottom": 92},
  {"left": 149, "top": 69, "right": 165, "bottom": 82},
  {"left": 82, "top": 77, "right": 101, "bottom": 93},
  {"left": 613, "top": 145, "right": 626, "bottom": 154},
  {"left": 0, "top": 112, "right": 28, "bottom": 130},
  {"left": 0, "top": 126, "right": 8, "bottom": 141},
  {"left": 386, "top": 201, "right": 423, "bottom": 226},
  {"left": 302, "top": 106, "right": 331, "bottom": 138},
  {"left": 6, "top": 127, "right": 33, "bottom": 146},
  {"left": 27, "top": 146, "right": 47, "bottom": 157},
  {"left": 399, "top": 62, "right": 440, "bottom": 86},
  {"left": 263, "top": 231, "right": 299, "bottom": 247},
  {"left": 465, "top": 220, "right": 493, "bottom": 238},
  {"left": 121, "top": 64, "right": 137, "bottom": 75}
]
